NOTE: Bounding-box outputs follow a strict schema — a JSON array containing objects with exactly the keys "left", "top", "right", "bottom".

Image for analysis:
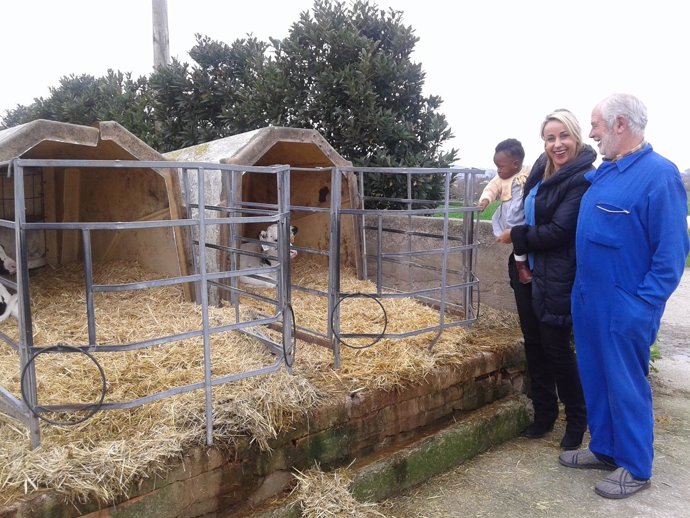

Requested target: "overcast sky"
[{"left": 2, "top": 0, "right": 687, "bottom": 170}]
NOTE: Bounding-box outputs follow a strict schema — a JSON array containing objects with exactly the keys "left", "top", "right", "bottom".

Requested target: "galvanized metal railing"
[{"left": 0, "top": 158, "right": 294, "bottom": 448}]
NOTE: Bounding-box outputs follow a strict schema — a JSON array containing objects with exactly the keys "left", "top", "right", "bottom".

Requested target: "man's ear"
[{"left": 615, "top": 115, "right": 627, "bottom": 133}]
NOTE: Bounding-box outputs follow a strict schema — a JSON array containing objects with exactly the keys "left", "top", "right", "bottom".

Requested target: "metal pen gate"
[
  {"left": 286, "top": 166, "right": 481, "bottom": 369},
  {"left": 0, "top": 158, "right": 294, "bottom": 449}
]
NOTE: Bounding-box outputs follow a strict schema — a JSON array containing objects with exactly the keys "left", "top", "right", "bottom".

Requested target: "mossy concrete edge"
[
  {"left": 251, "top": 394, "right": 530, "bottom": 517},
  {"left": 349, "top": 394, "right": 531, "bottom": 502}
]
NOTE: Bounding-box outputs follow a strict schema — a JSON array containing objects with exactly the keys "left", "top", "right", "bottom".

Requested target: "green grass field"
[
  {"left": 478, "top": 200, "right": 500, "bottom": 221},
  {"left": 433, "top": 200, "right": 499, "bottom": 221}
]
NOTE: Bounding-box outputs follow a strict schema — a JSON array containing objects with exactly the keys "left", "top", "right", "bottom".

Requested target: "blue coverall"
[{"left": 572, "top": 144, "right": 689, "bottom": 480}]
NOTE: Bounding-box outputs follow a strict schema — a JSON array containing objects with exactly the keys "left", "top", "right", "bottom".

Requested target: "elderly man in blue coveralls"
[{"left": 559, "top": 93, "right": 690, "bottom": 499}]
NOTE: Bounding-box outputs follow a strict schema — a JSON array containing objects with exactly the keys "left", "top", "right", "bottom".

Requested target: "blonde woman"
[{"left": 498, "top": 109, "right": 596, "bottom": 450}]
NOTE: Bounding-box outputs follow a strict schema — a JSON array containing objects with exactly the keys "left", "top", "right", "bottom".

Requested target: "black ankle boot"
[
  {"left": 560, "top": 428, "right": 585, "bottom": 450},
  {"left": 521, "top": 422, "right": 554, "bottom": 439}
]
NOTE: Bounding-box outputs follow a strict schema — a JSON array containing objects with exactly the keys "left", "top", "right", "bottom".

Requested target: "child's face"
[{"left": 493, "top": 151, "right": 522, "bottom": 180}]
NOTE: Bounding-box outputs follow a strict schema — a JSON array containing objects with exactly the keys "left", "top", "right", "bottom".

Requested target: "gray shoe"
[
  {"left": 559, "top": 449, "right": 618, "bottom": 470},
  {"left": 594, "top": 467, "right": 651, "bottom": 499}
]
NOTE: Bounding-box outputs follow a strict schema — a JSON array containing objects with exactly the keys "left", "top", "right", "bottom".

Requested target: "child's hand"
[
  {"left": 477, "top": 199, "right": 489, "bottom": 211},
  {"left": 496, "top": 229, "right": 512, "bottom": 244}
]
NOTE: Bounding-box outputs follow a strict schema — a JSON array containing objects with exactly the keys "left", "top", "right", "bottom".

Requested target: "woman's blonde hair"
[{"left": 540, "top": 109, "right": 583, "bottom": 178}]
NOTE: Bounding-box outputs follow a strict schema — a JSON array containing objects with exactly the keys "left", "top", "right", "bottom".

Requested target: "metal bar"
[
  {"left": 463, "top": 169, "right": 476, "bottom": 316},
  {"left": 92, "top": 273, "right": 203, "bottom": 292},
  {"left": 281, "top": 204, "right": 330, "bottom": 214},
  {"left": 291, "top": 284, "right": 328, "bottom": 297},
  {"left": 196, "top": 168, "right": 215, "bottom": 446},
  {"left": 438, "top": 171, "right": 452, "bottom": 328},
  {"left": 369, "top": 247, "right": 479, "bottom": 264},
  {"left": 406, "top": 172, "right": 414, "bottom": 292},
  {"left": 23, "top": 219, "right": 197, "bottom": 230},
  {"left": 357, "top": 170, "right": 368, "bottom": 280},
  {"left": 12, "top": 161, "right": 41, "bottom": 447},
  {"left": 181, "top": 167, "right": 201, "bottom": 303},
  {"left": 337, "top": 280, "right": 479, "bottom": 301},
  {"left": 0, "top": 386, "right": 30, "bottom": 423},
  {"left": 229, "top": 168, "right": 241, "bottom": 317},
  {"left": 338, "top": 318, "right": 475, "bottom": 341},
  {"left": 220, "top": 200, "right": 280, "bottom": 212},
  {"left": 0, "top": 330, "right": 19, "bottom": 351},
  {"left": 339, "top": 166, "right": 463, "bottom": 175},
  {"left": 13, "top": 159, "right": 288, "bottom": 173},
  {"left": 23, "top": 312, "right": 285, "bottom": 355},
  {"left": 367, "top": 244, "right": 478, "bottom": 259},
  {"left": 34, "top": 359, "right": 284, "bottom": 413},
  {"left": 376, "top": 215, "right": 383, "bottom": 295},
  {"left": 359, "top": 225, "right": 467, "bottom": 242},
  {"left": 278, "top": 167, "right": 292, "bottom": 372},
  {"left": 0, "top": 276, "right": 18, "bottom": 291},
  {"left": 328, "top": 168, "right": 342, "bottom": 369},
  {"left": 82, "top": 230, "right": 97, "bottom": 347}
]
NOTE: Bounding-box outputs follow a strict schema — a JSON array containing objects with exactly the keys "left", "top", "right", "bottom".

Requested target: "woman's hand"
[{"left": 497, "top": 229, "right": 512, "bottom": 244}]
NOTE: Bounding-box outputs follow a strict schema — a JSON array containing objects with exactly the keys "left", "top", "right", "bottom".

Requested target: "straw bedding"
[
  {"left": 0, "top": 259, "right": 520, "bottom": 507},
  {"left": 290, "top": 464, "right": 386, "bottom": 518}
]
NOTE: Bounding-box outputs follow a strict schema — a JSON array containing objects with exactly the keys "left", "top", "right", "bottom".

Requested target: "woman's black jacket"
[{"left": 510, "top": 145, "right": 597, "bottom": 327}]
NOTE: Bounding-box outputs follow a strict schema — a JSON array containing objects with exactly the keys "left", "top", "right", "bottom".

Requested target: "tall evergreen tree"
[
  {"left": 147, "top": 35, "right": 270, "bottom": 151},
  {"left": 263, "top": 0, "right": 457, "bottom": 169}
]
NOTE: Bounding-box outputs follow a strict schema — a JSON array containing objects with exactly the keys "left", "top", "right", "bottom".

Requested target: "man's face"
[{"left": 590, "top": 108, "right": 619, "bottom": 160}]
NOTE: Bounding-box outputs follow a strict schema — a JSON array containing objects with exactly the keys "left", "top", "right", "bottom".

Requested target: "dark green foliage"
[
  {"left": 361, "top": 169, "right": 454, "bottom": 210},
  {"left": 147, "top": 35, "right": 271, "bottom": 151},
  {"left": 1, "top": 70, "right": 156, "bottom": 145},
  {"left": 1, "top": 0, "right": 458, "bottom": 200},
  {"left": 262, "top": 0, "right": 459, "bottom": 205}
]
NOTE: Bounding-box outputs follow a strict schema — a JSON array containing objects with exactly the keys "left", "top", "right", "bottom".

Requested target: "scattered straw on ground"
[
  {"left": 290, "top": 464, "right": 386, "bottom": 518},
  {"left": 0, "top": 259, "right": 520, "bottom": 507}
]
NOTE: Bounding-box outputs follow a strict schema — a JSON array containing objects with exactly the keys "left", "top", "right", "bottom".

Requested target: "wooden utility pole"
[{"left": 152, "top": 0, "right": 170, "bottom": 68}]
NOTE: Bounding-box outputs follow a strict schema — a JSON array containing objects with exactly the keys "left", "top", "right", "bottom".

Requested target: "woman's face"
[{"left": 542, "top": 120, "right": 578, "bottom": 170}]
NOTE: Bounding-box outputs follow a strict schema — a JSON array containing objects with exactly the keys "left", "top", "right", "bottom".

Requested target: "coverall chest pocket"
[{"left": 585, "top": 199, "right": 633, "bottom": 248}]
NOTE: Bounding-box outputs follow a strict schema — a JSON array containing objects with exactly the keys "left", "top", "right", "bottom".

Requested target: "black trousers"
[{"left": 508, "top": 255, "right": 587, "bottom": 431}]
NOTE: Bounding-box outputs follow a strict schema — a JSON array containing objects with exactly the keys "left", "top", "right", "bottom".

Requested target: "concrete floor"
[{"left": 381, "top": 268, "right": 690, "bottom": 518}]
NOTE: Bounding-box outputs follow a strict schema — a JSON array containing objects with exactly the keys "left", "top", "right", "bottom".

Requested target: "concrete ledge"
[
  {"left": 250, "top": 394, "right": 530, "bottom": 517},
  {"left": 350, "top": 394, "right": 530, "bottom": 502}
]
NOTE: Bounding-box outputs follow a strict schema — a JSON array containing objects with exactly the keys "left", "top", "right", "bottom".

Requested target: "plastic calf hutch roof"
[
  {"left": 165, "top": 126, "right": 362, "bottom": 276},
  {"left": 0, "top": 119, "right": 189, "bottom": 294}
]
